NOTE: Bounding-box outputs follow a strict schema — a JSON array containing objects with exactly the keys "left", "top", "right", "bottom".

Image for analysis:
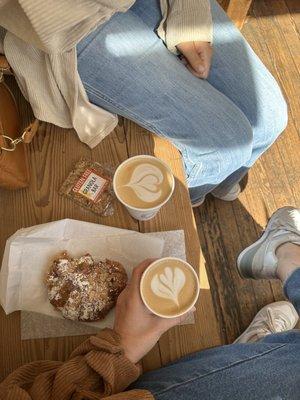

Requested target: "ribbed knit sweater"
[
  {"left": 0, "top": 0, "right": 212, "bottom": 148},
  {"left": 0, "top": 329, "right": 154, "bottom": 399}
]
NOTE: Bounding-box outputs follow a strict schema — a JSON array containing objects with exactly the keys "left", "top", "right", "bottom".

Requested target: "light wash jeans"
[
  {"left": 130, "top": 269, "right": 300, "bottom": 399},
  {"left": 77, "top": 0, "right": 288, "bottom": 204}
]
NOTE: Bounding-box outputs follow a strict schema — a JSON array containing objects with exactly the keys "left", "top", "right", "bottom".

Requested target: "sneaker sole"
[
  {"left": 213, "top": 186, "right": 241, "bottom": 202},
  {"left": 237, "top": 206, "right": 296, "bottom": 279}
]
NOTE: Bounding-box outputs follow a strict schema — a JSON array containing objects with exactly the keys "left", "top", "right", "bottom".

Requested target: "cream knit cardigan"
[{"left": 0, "top": 0, "right": 212, "bottom": 148}]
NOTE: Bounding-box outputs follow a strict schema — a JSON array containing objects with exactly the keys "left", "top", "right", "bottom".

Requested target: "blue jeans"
[
  {"left": 77, "top": 0, "right": 288, "bottom": 203},
  {"left": 131, "top": 269, "right": 300, "bottom": 399}
]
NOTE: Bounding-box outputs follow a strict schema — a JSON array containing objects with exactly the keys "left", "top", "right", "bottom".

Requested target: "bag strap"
[
  {"left": 0, "top": 119, "right": 39, "bottom": 152},
  {"left": 0, "top": 56, "right": 39, "bottom": 152},
  {"left": 0, "top": 55, "right": 12, "bottom": 75}
]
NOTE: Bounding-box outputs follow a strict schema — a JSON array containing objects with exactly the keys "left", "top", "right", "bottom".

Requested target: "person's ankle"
[{"left": 276, "top": 243, "right": 300, "bottom": 282}]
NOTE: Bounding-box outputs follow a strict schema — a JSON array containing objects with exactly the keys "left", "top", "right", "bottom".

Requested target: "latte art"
[
  {"left": 123, "top": 163, "right": 163, "bottom": 203},
  {"left": 151, "top": 266, "right": 186, "bottom": 307},
  {"left": 140, "top": 258, "right": 200, "bottom": 318},
  {"left": 114, "top": 157, "right": 174, "bottom": 210}
]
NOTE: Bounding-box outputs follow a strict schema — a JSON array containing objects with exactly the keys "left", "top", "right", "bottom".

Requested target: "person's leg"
[
  {"left": 131, "top": 290, "right": 300, "bottom": 399},
  {"left": 206, "top": 0, "right": 288, "bottom": 198},
  {"left": 131, "top": 339, "right": 300, "bottom": 399},
  {"left": 237, "top": 206, "right": 300, "bottom": 336},
  {"left": 237, "top": 237, "right": 300, "bottom": 347},
  {"left": 283, "top": 268, "right": 300, "bottom": 313},
  {"left": 133, "top": 0, "right": 267, "bottom": 203},
  {"left": 77, "top": 0, "right": 257, "bottom": 202},
  {"left": 238, "top": 206, "right": 300, "bottom": 285}
]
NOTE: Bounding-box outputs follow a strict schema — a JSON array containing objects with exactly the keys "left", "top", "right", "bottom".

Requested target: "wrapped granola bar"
[{"left": 59, "top": 159, "right": 115, "bottom": 216}]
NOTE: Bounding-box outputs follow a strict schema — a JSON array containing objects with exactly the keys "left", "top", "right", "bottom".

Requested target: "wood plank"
[
  {"left": 125, "top": 121, "right": 221, "bottom": 368},
  {"left": 243, "top": 1, "right": 300, "bottom": 203},
  {"left": 243, "top": 2, "right": 300, "bottom": 202},
  {"left": 248, "top": 0, "right": 300, "bottom": 133},
  {"left": 217, "top": 0, "right": 252, "bottom": 28},
  {"left": 0, "top": 311, "right": 22, "bottom": 380},
  {"left": 217, "top": 0, "right": 230, "bottom": 11},
  {"left": 283, "top": 0, "right": 300, "bottom": 34},
  {"left": 226, "top": 0, "right": 253, "bottom": 28}
]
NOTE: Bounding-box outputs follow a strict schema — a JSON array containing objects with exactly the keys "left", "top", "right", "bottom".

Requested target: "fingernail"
[
  {"left": 198, "top": 65, "right": 205, "bottom": 73},
  {"left": 191, "top": 306, "right": 196, "bottom": 312}
]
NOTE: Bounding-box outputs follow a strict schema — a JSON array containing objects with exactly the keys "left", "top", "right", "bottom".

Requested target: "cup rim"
[
  {"left": 140, "top": 257, "right": 200, "bottom": 319},
  {"left": 113, "top": 155, "right": 175, "bottom": 212}
]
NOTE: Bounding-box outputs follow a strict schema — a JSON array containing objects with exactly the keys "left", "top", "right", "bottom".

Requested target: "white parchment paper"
[
  {"left": 20, "top": 230, "right": 191, "bottom": 339},
  {"left": 0, "top": 220, "right": 192, "bottom": 340},
  {"left": 0, "top": 219, "right": 164, "bottom": 326}
]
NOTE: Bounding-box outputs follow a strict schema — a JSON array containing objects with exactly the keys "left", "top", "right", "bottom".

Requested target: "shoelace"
[
  {"left": 266, "top": 308, "right": 289, "bottom": 333},
  {"left": 248, "top": 308, "right": 289, "bottom": 339}
]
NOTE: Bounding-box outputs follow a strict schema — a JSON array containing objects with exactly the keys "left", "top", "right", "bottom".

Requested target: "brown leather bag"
[{"left": 0, "top": 55, "right": 39, "bottom": 189}]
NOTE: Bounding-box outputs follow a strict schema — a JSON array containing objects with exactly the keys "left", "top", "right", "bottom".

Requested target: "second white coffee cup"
[{"left": 113, "top": 155, "right": 175, "bottom": 221}]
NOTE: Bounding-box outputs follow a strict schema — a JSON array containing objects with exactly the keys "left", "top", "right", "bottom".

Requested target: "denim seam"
[{"left": 152, "top": 343, "right": 288, "bottom": 397}]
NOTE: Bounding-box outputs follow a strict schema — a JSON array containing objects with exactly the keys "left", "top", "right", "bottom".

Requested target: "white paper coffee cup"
[
  {"left": 113, "top": 155, "right": 175, "bottom": 221},
  {"left": 140, "top": 257, "right": 200, "bottom": 319}
]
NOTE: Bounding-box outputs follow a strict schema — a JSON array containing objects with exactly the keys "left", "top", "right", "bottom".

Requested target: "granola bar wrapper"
[{"left": 59, "top": 159, "right": 115, "bottom": 216}]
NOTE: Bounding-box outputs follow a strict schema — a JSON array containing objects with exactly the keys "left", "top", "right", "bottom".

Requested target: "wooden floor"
[
  {"left": 0, "top": 0, "right": 299, "bottom": 380},
  {"left": 194, "top": 0, "right": 300, "bottom": 344}
]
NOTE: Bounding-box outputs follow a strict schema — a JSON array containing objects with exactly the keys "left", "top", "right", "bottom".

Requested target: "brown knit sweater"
[{"left": 0, "top": 329, "right": 154, "bottom": 400}]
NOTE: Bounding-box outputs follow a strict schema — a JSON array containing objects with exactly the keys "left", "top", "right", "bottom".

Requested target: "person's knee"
[
  {"left": 195, "top": 105, "right": 253, "bottom": 183},
  {"left": 275, "top": 92, "right": 288, "bottom": 134},
  {"left": 269, "top": 88, "right": 288, "bottom": 139},
  {"left": 259, "top": 81, "right": 288, "bottom": 147},
  {"left": 181, "top": 110, "right": 253, "bottom": 188},
  {"left": 217, "top": 115, "right": 253, "bottom": 180}
]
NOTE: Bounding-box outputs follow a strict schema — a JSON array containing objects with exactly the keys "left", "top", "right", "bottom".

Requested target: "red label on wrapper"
[{"left": 73, "top": 168, "right": 109, "bottom": 202}]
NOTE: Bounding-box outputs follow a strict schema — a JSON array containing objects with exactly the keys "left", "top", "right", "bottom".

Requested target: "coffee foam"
[
  {"left": 115, "top": 157, "right": 173, "bottom": 209},
  {"left": 150, "top": 266, "right": 186, "bottom": 307},
  {"left": 141, "top": 259, "right": 199, "bottom": 318},
  {"left": 123, "top": 162, "right": 164, "bottom": 204}
]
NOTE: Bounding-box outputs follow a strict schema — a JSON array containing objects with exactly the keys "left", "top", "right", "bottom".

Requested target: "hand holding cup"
[{"left": 114, "top": 260, "right": 196, "bottom": 364}]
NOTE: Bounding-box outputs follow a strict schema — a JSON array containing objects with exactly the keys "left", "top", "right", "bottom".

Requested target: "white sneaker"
[
  {"left": 234, "top": 301, "right": 299, "bottom": 343},
  {"left": 191, "top": 183, "right": 241, "bottom": 208},
  {"left": 213, "top": 183, "right": 241, "bottom": 201},
  {"left": 237, "top": 206, "right": 300, "bottom": 279}
]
